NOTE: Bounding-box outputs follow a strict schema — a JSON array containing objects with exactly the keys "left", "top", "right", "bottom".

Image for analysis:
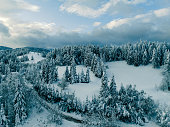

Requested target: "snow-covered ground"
[
  {"left": 57, "top": 65, "right": 101, "bottom": 102},
  {"left": 106, "top": 61, "right": 170, "bottom": 106},
  {"left": 119, "top": 121, "right": 159, "bottom": 127},
  {"left": 57, "top": 61, "right": 170, "bottom": 106},
  {"left": 19, "top": 108, "right": 56, "bottom": 127},
  {"left": 18, "top": 52, "right": 45, "bottom": 64},
  {"left": 23, "top": 61, "right": 169, "bottom": 127},
  {"left": 20, "top": 108, "right": 80, "bottom": 127}
]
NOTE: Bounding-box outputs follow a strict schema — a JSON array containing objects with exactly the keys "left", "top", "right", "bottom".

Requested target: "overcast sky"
[{"left": 0, "top": 0, "right": 170, "bottom": 48}]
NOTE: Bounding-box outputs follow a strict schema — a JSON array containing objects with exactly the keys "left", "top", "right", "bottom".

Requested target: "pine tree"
[
  {"left": 14, "top": 77, "right": 27, "bottom": 125},
  {"left": 65, "top": 66, "right": 70, "bottom": 82},
  {"left": 85, "top": 67, "right": 90, "bottom": 83},
  {"left": 99, "top": 70, "right": 109, "bottom": 101},
  {"left": 161, "top": 53, "right": 170, "bottom": 91},
  {"left": 53, "top": 67, "right": 58, "bottom": 82},
  {"left": 80, "top": 69, "right": 85, "bottom": 83},
  {"left": 94, "top": 58, "right": 103, "bottom": 78},
  {"left": 134, "top": 50, "right": 140, "bottom": 66},
  {"left": 127, "top": 48, "right": 134, "bottom": 65},
  {"left": 31, "top": 56, "right": 34, "bottom": 60},
  {"left": 0, "top": 104, "right": 8, "bottom": 126},
  {"left": 59, "top": 75, "right": 68, "bottom": 90},
  {"left": 142, "top": 50, "right": 149, "bottom": 65},
  {"left": 109, "top": 75, "right": 117, "bottom": 97},
  {"left": 152, "top": 48, "right": 160, "bottom": 68},
  {"left": 163, "top": 50, "right": 169, "bottom": 65}
]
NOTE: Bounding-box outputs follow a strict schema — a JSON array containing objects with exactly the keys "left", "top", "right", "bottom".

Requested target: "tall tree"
[
  {"left": 142, "top": 49, "right": 149, "bottom": 65},
  {"left": 65, "top": 66, "right": 70, "bottom": 82},
  {"left": 109, "top": 75, "right": 117, "bottom": 97},
  {"left": 85, "top": 67, "right": 90, "bottom": 83},
  {"left": 99, "top": 70, "right": 109, "bottom": 101},
  {"left": 80, "top": 69, "right": 85, "bottom": 83},
  {"left": 14, "top": 76, "right": 27, "bottom": 125},
  {"left": 152, "top": 48, "right": 160, "bottom": 68},
  {"left": 0, "top": 104, "right": 8, "bottom": 126}
]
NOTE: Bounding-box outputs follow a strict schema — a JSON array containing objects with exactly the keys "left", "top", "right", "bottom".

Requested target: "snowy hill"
[
  {"left": 0, "top": 46, "right": 12, "bottom": 50},
  {"left": 18, "top": 52, "right": 45, "bottom": 64}
]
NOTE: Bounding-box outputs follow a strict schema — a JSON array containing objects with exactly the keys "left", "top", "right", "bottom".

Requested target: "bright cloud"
[
  {"left": 154, "top": 8, "right": 170, "bottom": 17},
  {"left": 60, "top": 2, "right": 111, "bottom": 18},
  {"left": 105, "top": 18, "right": 130, "bottom": 29},
  {"left": 15, "top": 0, "right": 40, "bottom": 12},
  {"left": 0, "top": 0, "right": 40, "bottom": 14},
  {"left": 59, "top": 0, "right": 148, "bottom": 18},
  {"left": 93, "top": 22, "right": 101, "bottom": 26}
]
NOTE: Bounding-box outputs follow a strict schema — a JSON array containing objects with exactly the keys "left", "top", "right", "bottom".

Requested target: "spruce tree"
[
  {"left": 0, "top": 104, "right": 8, "bottom": 126},
  {"left": 99, "top": 70, "right": 109, "bottom": 101},
  {"left": 59, "top": 75, "right": 68, "bottom": 90},
  {"left": 152, "top": 48, "right": 160, "bottom": 68},
  {"left": 14, "top": 77, "right": 27, "bottom": 125},
  {"left": 109, "top": 75, "right": 117, "bottom": 97},
  {"left": 65, "top": 66, "right": 70, "bottom": 82},
  {"left": 80, "top": 69, "right": 85, "bottom": 83},
  {"left": 85, "top": 67, "right": 90, "bottom": 83},
  {"left": 142, "top": 50, "right": 149, "bottom": 65},
  {"left": 161, "top": 53, "right": 170, "bottom": 91},
  {"left": 53, "top": 67, "right": 58, "bottom": 82}
]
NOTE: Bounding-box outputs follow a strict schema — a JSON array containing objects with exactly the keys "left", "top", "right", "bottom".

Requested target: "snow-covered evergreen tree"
[
  {"left": 160, "top": 53, "right": 170, "bottom": 91},
  {"left": 142, "top": 49, "right": 149, "bottom": 65},
  {"left": 53, "top": 67, "right": 58, "bottom": 82},
  {"left": 65, "top": 66, "right": 70, "bottom": 82},
  {"left": 80, "top": 69, "right": 85, "bottom": 83},
  {"left": 109, "top": 75, "right": 117, "bottom": 97},
  {"left": 99, "top": 70, "right": 109, "bottom": 102},
  {"left": 152, "top": 48, "right": 160, "bottom": 68},
  {"left": 0, "top": 104, "right": 8, "bottom": 126},
  {"left": 59, "top": 75, "right": 68, "bottom": 90},
  {"left": 14, "top": 76, "right": 27, "bottom": 125},
  {"left": 85, "top": 67, "right": 90, "bottom": 83}
]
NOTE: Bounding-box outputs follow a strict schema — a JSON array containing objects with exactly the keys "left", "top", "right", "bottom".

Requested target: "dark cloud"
[
  {"left": 10, "top": 22, "right": 170, "bottom": 49},
  {"left": 0, "top": 22, "right": 10, "bottom": 36}
]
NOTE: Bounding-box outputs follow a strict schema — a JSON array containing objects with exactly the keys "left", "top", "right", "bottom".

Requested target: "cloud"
[
  {"left": 15, "top": 0, "right": 40, "bottom": 12},
  {"left": 59, "top": 0, "right": 147, "bottom": 18},
  {"left": 93, "top": 22, "right": 101, "bottom": 27},
  {"left": 0, "top": 2, "right": 170, "bottom": 49},
  {"left": 60, "top": 2, "right": 111, "bottom": 18},
  {"left": 154, "top": 8, "right": 170, "bottom": 17},
  {"left": 104, "top": 18, "right": 130, "bottom": 29},
  {"left": 0, "top": 0, "right": 40, "bottom": 15},
  {"left": 0, "top": 22, "right": 10, "bottom": 36},
  {"left": 124, "top": 0, "right": 147, "bottom": 5}
]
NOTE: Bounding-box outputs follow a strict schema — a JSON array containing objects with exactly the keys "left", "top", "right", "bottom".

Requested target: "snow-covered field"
[
  {"left": 106, "top": 61, "right": 170, "bottom": 106},
  {"left": 18, "top": 52, "right": 45, "bottom": 64},
  {"left": 57, "top": 61, "right": 170, "bottom": 106},
  {"left": 57, "top": 65, "right": 101, "bottom": 102}
]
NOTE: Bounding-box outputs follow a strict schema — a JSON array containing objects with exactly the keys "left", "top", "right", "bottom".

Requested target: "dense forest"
[{"left": 0, "top": 41, "right": 170, "bottom": 127}]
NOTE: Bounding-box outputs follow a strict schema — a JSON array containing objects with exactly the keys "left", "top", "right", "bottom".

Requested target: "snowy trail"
[{"left": 24, "top": 83, "right": 87, "bottom": 124}]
